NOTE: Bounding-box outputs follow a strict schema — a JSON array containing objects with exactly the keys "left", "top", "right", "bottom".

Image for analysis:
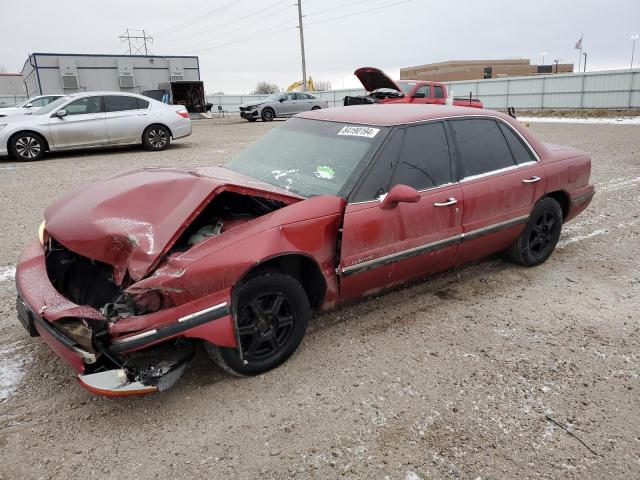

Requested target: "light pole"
[
  {"left": 296, "top": 1, "right": 307, "bottom": 91},
  {"left": 632, "top": 35, "right": 639, "bottom": 70},
  {"left": 553, "top": 59, "right": 559, "bottom": 74},
  {"left": 541, "top": 51, "right": 547, "bottom": 64},
  {"left": 582, "top": 52, "right": 587, "bottom": 72}
]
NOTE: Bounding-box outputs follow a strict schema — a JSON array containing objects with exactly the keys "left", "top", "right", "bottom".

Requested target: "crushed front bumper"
[{"left": 240, "top": 109, "right": 258, "bottom": 119}]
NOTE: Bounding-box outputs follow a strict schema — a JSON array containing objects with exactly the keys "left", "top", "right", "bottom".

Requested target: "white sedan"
[
  {"left": 0, "top": 92, "right": 192, "bottom": 161},
  {"left": 0, "top": 95, "right": 65, "bottom": 117}
]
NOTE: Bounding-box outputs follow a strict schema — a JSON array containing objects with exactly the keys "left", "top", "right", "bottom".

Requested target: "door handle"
[
  {"left": 522, "top": 176, "right": 541, "bottom": 184},
  {"left": 433, "top": 197, "right": 458, "bottom": 207}
]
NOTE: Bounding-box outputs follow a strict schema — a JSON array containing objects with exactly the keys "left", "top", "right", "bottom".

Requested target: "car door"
[
  {"left": 338, "top": 122, "right": 463, "bottom": 301},
  {"left": 48, "top": 95, "right": 108, "bottom": 149},
  {"left": 295, "top": 92, "right": 313, "bottom": 112},
  {"left": 410, "top": 85, "right": 431, "bottom": 104},
  {"left": 105, "top": 95, "right": 149, "bottom": 144},
  {"left": 276, "top": 92, "right": 297, "bottom": 116},
  {"left": 432, "top": 85, "right": 446, "bottom": 105},
  {"left": 449, "top": 117, "right": 546, "bottom": 265}
]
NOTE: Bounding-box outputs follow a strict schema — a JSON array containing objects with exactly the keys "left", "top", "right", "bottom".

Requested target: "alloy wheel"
[
  {"left": 528, "top": 211, "right": 558, "bottom": 257},
  {"left": 148, "top": 129, "right": 168, "bottom": 148},
  {"left": 15, "top": 136, "right": 41, "bottom": 159},
  {"left": 237, "top": 291, "right": 294, "bottom": 361}
]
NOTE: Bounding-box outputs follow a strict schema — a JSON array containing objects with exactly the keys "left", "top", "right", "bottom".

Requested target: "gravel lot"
[{"left": 0, "top": 117, "right": 639, "bottom": 479}]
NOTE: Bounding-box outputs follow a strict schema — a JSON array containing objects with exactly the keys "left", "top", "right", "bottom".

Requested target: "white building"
[
  {"left": 0, "top": 73, "right": 26, "bottom": 106},
  {"left": 21, "top": 52, "right": 200, "bottom": 97}
]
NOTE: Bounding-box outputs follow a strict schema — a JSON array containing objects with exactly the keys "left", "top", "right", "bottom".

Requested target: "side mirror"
[
  {"left": 24, "top": 103, "right": 33, "bottom": 108},
  {"left": 55, "top": 109, "right": 67, "bottom": 118},
  {"left": 279, "top": 97, "right": 286, "bottom": 102},
  {"left": 379, "top": 184, "right": 420, "bottom": 210}
]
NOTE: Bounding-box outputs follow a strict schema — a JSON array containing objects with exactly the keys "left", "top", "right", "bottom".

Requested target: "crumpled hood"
[
  {"left": 354, "top": 67, "right": 402, "bottom": 93},
  {"left": 44, "top": 166, "right": 300, "bottom": 283},
  {"left": 239, "top": 101, "right": 264, "bottom": 109}
]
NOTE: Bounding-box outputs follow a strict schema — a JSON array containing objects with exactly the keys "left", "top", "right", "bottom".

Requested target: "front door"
[
  {"left": 48, "top": 95, "right": 108, "bottom": 149},
  {"left": 448, "top": 118, "right": 546, "bottom": 265},
  {"left": 105, "top": 95, "right": 149, "bottom": 144},
  {"left": 276, "top": 92, "right": 297, "bottom": 116},
  {"left": 339, "top": 121, "right": 462, "bottom": 301}
]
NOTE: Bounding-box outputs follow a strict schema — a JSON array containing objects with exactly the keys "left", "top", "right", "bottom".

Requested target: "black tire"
[
  {"left": 311, "top": 106, "right": 321, "bottom": 110},
  {"left": 9, "top": 132, "right": 46, "bottom": 161},
  {"left": 261, "top": 108, "right": 275, "bottom": 122},
  {"left": 142, "top": 125, "right": 171, "bottom": 151},
  {"left": 205, "top": 273, "right": 309, "bottom": 376},
  {"left": 507, "top": 197, "right": 563, "bottom": 267}
]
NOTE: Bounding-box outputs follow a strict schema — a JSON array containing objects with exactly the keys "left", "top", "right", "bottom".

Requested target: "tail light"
[{"left": 176, "top": 110, "right": 189, "bottom": 119}]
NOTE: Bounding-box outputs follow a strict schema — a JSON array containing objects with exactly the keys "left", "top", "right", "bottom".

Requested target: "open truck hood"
[
  {"left": 354, "top": 67, "right": 402, "bottom": 93},
  {"left": 44, "top": 166, "right": 301, "bottom": 283}
]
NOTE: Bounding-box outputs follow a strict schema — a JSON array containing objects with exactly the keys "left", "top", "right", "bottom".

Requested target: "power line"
[
  {"left": 305, "top": 0, "right": 417, "bottom": 27},
  {"left": 305, "top": 0, "right": 371, "bottom": 18},
  {"left": 155, "top": 0, "right": 241, "bottom": 37},
  {"left": 161, "top": 0, "right": 290, "bottom": 44},
  {"left": 169, "top": 1, "right": 293, "bottom": 52}
]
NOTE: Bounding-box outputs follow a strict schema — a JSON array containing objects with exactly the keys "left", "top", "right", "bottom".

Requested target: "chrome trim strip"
[
  {"left": 178, "top": 302, "right": 228, "bottom": 323},
  {"left": 460, "top": 161, "right": 537, "bottom": 183},
  {"left": 114, "top": 329, "right": 158, "bottom": 344},
  {"left": 341, "top": 214, "right": 530, "bottom": 277}
]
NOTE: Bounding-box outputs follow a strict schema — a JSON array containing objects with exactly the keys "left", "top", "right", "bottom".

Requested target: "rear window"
[
  {"left": 433, "top": 86, "right": 445, "bottom": 98},
  {"left": 499, "top": 123, "right": 536, "bottom": 164},
  {"left": 105, "top": 95, "right": 139, "bottom": 112}
]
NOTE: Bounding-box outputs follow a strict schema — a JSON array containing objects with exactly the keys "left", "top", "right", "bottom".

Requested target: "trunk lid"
[
  {"left": 354, "top": 67, "right": 402, "bottom": 93},
  {"left": 44, "top": 166, "right": 301, "bottom": 283}
]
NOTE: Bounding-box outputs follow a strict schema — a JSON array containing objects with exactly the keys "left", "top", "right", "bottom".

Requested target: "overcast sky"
[{"left": 1, "top": 0, "right": 639, "bottom": 93}]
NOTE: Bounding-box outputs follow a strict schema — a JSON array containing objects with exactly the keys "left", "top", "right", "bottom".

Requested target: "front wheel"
[
  {"left": 261, "top": 108, "right": 275, "bottom": 122},
  {"left": 9, "top": 132, "right": 46, "bottom": 161},
  {"left": 206, "top": 273, "right": 309, "bottom": 376},
  {"left": 507, "top": 196, "right": 563, "bottom": 267},
  {"left": 142, "top": 125, "right": 171, "bottom": 151}
]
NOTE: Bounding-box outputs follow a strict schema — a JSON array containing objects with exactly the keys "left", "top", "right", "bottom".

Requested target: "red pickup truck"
[{"left": 345, "top": 67, "right": 483, "bottom": 109}]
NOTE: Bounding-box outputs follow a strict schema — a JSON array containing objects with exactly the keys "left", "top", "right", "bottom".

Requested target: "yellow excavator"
[{"left": 286, "top": 77, "right": 315, "bottom": 92}]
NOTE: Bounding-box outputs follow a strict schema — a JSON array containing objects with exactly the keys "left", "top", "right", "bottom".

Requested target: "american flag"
[{"left": 575, "top": 36, "right": 583, "bottom": 50}]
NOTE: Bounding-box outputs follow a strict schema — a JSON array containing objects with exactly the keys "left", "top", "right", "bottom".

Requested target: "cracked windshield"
[{"left": 226, "top": 118, "right": 388, "bottom": 197}]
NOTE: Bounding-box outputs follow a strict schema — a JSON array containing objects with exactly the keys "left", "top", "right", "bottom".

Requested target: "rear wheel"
[
  {"left": 261, "top": 108, "right": 275, "bottom": 122},
  {"left": 142, "top": 125, "right": 171, "bottom": 151},
  {"left": 9, "top": 132, "right": 46, "bottom": 161},
  {"left": 206, "top": 273, "right": 309, "bottom": 376},
  {"left": 507, "top": 197, "right": 563, "bottom": 267},
  {"left": 311, "top": 106, "right": 321, "bottom": 110}
]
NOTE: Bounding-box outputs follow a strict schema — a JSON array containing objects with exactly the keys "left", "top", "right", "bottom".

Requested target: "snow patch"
[
  {"left": 0, "top": 265, "right": 16, "bottom": 283},
  {"left": 519, "top": 116, "right": 640, "bottom": 125},
  {"left": 1, "top": 341, "right": 30, "bottom": 401}
]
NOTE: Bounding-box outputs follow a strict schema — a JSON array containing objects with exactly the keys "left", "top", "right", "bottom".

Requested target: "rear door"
[
  {"left": 48, "top": 95, "right": 108, "bottom": 149},
  {"left": 105, "top": 95, "right": 149, "bottom": 144},
  {"left": 339, "top": 122, "right": 462, "bottom": 301},
  {"left": 432, "top": 85, "right": 446, "bottom": 105},
  {"left": 448, "top": 118, "right": 545, "bottom": 265}
]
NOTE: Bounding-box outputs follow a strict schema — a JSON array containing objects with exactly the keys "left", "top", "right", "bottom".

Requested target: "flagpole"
[{"left": 577, "top": 33, "right": 583, "bottom": 72}]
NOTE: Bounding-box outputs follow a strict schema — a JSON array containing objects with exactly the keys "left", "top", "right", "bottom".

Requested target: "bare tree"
[
  {"left": 314, "top": 80, "right": 332, "bottom": 91},
  {"left": 252, "top": 82, "right": 280, "bottom": 94}
]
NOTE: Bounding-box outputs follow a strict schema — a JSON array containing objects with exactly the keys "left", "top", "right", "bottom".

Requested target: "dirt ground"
[{"left": 0, "top": 117, "right": 638, "bottom": 480}]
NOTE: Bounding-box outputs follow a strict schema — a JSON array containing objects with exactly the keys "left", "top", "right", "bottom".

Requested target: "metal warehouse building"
[{"left": 21, "top": 53, "right": 200, "bottom": 97}]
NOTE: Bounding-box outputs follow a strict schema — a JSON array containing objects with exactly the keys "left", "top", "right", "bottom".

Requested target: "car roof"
[
  {"left": 296, "top": 104, "right": 508, "bottom": 127},
  {"left": 67, "top": 91, "right": 146, "bottom": 98}
]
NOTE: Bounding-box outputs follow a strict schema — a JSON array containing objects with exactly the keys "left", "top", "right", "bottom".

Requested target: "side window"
[
  {"left": 498, "top": 123, "right": 536, "bottom": 164},
  {"left": 44, "top": 96, "right": 60, "bottom": 105},
  {"left": 105, "top": 95, "right": 139, "bottom": 112},
  {"left": 64, "top": 96, "right": 104, "bottom": 115},
  {"left": 284, "top": 93, "right": 295, "bottom": 101},
  {"left": 30, "top": 98, "right": 47, "bottom": 107},
  {"left": 137, "top": 98, "right": 150, "bottom": 109},
  {"left": 433, "top": 86, "right": 445, "bottom": 98},
  {"left": 390, "top": 122, "right": 452, "bottom": 190},
  {"left": 351, "top": 129, "right": 403, "bottom": 202},
  {"left": 413, "top": 85, "right": 430, "bottom": 98},
  {"left": 450, "top": 119, "right": 515, "bottom": 178}
]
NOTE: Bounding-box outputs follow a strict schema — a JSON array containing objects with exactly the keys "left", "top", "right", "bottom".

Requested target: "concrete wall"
[
  {"left": 21, "top": 53, "right": 200, "bottom": 97},
  {"left": 444, "top": 69, "right": 640, "bottom": 110}
]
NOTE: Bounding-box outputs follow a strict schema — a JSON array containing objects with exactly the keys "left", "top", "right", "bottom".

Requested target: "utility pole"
[
  {"left": 632, "top": 35, "right": 639, "bottom": 70},
  {"left": 296, "top": 1, "right": 307, "bottom": 91},
  {"left": 582, "top": 52, "right": 587, "bottom": 72}
]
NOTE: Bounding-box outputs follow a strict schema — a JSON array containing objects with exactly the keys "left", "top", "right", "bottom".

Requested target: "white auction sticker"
[{"left": 337, "top": 126, "right": 380, "bottom": 138}]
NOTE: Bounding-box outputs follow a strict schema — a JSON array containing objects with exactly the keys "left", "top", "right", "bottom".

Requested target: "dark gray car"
[{"left": 239, "top": 92, "right": 329, "bottom": 122}]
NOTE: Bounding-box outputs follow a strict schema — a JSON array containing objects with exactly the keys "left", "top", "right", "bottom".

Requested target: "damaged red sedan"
[{"left": 16, "top": 104, "right": 594, "bottom": 396}]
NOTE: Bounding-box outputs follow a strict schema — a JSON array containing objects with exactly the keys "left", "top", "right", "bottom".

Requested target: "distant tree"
[
  {"left": 252, "top": 82, "right": 280, "bottom": 94},
  {"left": 314, "top": 80, "right": 332, "bottom": 91}
]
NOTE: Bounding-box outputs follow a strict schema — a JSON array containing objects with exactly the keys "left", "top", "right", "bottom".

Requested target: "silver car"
[
  {"left": 239, "top": 92, "right": 329, "bottom": 122},
  {"left": 0, "top": 92, "right": 192, "bottom": 161},
  {"left": 0, "top": 95, "right": 65, "bottom": 117}
]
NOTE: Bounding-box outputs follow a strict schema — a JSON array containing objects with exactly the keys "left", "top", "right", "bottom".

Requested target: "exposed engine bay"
[{"left": 344, "top": 89, "right": 404, "bottom": 106}]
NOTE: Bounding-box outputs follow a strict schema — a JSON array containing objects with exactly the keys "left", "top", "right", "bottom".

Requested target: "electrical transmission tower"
[{"left": 119, "top": 29, "right": 154, "bottom": 55}]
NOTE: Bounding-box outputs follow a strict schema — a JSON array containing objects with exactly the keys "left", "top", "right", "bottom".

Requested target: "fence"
[
  {"left": 0, "top": 95, "right": 27, "bottom": 107},
  {"left": 445, "top": 68, "right": 640, "bottom": 110},
  {"left": 206, "top": 88, "right": 366, "bottom": 113}
]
